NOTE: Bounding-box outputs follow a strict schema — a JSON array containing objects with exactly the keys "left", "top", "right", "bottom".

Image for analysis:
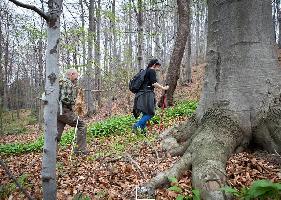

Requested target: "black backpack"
[{"left": 129, "top": 69, "right": 147, "bottom": 93}]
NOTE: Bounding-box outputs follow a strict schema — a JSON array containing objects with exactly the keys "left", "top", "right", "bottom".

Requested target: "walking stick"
[{"left": 69, "top": 116, "right": 79, "bottom": 161}]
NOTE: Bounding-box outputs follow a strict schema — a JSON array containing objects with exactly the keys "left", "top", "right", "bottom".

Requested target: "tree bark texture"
[
  {"left": 137, "top": 0, "right": 144, "bottom": 70},
  {"left": 141, "top": 1, "right": 281, "bottom": 199},
  {"left": 85, "top": 0, "right": 96, "bottom": 115},
  {"left": 164, "top": 0, "right": 190, "bottom": 106},
  {"left": 41, "top": 1, "right": 62, "bottom": 199}
]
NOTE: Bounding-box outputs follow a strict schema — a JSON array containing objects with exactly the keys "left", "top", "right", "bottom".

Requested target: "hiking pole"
[{"left": 69, "top": 116, "right": 79, "bottom": 162}]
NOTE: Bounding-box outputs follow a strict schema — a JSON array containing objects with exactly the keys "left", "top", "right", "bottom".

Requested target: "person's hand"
[{"left": 163, "top": 85, "right": 169, "bottom": 90}]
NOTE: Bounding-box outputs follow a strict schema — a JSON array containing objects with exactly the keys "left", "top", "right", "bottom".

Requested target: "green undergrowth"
[
  {"left": 0, "top": 173, "right": 31, "bottom": 199},
  {"left": 0, "top": 100, "right": 197, "bottom": 155},
  {"left": 1, "top": 109, "right": 37, "bottom": 135},
  {"left": 221, "top": 179, "right": 281, "bottom": 200}
]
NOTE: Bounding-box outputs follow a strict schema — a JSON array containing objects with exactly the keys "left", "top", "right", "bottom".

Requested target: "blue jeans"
[{"left": 133, "top": 113, "right": 153, "bottom": 130}]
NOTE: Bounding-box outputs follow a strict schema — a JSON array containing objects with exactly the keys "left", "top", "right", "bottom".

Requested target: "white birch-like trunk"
[{"left": 41, "top": 1, "right": 62, "bottom": 199}]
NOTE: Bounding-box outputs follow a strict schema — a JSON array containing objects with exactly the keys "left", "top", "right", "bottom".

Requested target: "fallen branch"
[{"left": 0, "top": 158, "right": 34, "bottom": 200}]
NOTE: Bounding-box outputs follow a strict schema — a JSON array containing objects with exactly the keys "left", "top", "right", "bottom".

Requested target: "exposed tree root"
[
  {"left": 160, "top": 115, "right": 198, "bottom": 156},
  {"left": 254, "top": 105, "right": 281, "bottom": 153},
  {"left": 140, "top": 109, "right": 245, "bottom": 199},
  {"left": 137, "top": 152, "right": 192, "bottom": 198}
]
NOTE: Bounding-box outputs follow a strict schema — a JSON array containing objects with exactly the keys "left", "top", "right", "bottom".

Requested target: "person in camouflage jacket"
[{"left": 57, "top": 68, "right": 88, "bottom": 155}]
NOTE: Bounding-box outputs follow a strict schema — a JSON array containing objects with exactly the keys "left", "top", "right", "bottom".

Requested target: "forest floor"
[{"left": 1, "top": 63, "right": 281, "bottom": 200}]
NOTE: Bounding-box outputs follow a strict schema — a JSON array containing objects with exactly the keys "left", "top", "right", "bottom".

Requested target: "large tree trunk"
[
  {"left": 140, "top": 1, "right": 281, "bottom": 199},
  {"left": 163, "top": 0, "right": 190, "bottom": 106}
]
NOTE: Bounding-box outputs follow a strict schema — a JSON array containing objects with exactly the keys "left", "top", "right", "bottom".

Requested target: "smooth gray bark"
[
  {"left": 41, "top": 1, "right": 62, "bottom": 199},
  {"left": 85, "top": 0, "right": 95, "bottom": 115},
  {"left": 95, "top": 0, "right": 101, "bottom": 107},
  {"left": 136, "top": 0, "right": 144, "bottom": 70},
  {"left": 195, "top": 0, "right": 200, "bottom": 65}
]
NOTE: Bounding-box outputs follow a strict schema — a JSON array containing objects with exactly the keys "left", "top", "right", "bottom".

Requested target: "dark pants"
[{"left": 57, "top": 107, "right": 87, "bottom": 152}]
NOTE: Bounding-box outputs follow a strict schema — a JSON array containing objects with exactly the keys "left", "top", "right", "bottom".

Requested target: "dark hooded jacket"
[{"left": 132, "top": 68, "right": 157, "bottom": 118}]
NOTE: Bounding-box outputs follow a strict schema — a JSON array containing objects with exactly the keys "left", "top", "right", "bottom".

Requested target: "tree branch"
[{"left": 8, "top": 0, "right": 49, "bottom": 21}]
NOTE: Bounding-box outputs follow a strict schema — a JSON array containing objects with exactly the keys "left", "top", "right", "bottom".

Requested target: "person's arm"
[{"left": 152, "top": 82, "right": 169, "bottom": 90}]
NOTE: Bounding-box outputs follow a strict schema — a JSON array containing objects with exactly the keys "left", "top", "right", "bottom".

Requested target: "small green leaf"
[
  {"left": 220, "top": 186, "right": 239, "bottom": 196},
  {"left": 176, "top": 194, "right": 185, "bottom": 200},
  {"left": 192, "top": 189, "right": 201, "bottom": 200},
  {"left": 168, "top": 186, "right": 182, "bottom": 193},
  {"left": 168, "top": 177, "right": 178, "bottom": 183}
]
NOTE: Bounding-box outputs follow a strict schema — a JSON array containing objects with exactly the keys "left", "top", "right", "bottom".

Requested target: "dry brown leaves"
[
  {"left": 226, "top": 152, "right": 281, "bottom": 188},
  {"left": 1, "top": 138, "right": 180, "bottom": 200}
]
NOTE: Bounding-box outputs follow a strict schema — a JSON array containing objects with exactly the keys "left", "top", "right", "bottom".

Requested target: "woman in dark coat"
[{"left": 132, "top": 59, "right": 169, "bottom": 134}]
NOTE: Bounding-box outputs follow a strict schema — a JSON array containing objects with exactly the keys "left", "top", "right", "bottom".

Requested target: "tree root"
[
  {"left": 160, "top": 115, "right": 198, "bottom": 156},
  {"left": 137, "top": 152, "right": 192, "bottom": 198},
  {"left": 141, "top": 109, "right": 245, "bottom": 199}
]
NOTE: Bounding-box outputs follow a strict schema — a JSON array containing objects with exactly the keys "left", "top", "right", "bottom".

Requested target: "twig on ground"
[{"left": 0, "top": 158, "right": 34, "bottom": 200}]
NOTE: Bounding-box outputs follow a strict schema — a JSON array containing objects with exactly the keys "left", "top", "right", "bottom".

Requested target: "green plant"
[
  {"left": 0, "top": 101, "right": 197, "bottom": 155},
  {"left": 72, "top": 193, "right": 91, "bottom": 200},
  {"left": 0, "top": 174, "right": 31, "bottom": 199},
  {"left": 221, "top": 179, "right": 281, "bottom": 200},
  {"left": 168, "top": 177, "right": 201, "bottom": 200}
]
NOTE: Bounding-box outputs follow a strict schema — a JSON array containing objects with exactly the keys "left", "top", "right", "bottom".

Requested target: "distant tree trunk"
[
  {"left": 85, "top": 0, "right": 96, "bottom": 115},
  {"left": 163, "top": 0, "right": 190, "bottom": 106},
  {"left": 181, "top": 34, "right": 192, "bottom": 85},
  {"left": 278, "top": 1, "right": 281, "bottom": 48},
  {"left": 104, "top": 28, "right": 109, "bottom": 73},
  {"left": 137, "top": 0, "right": 144, "bottom": 70},
  {"left": 111, "top": 0, "right": 118, "bottom": 71},
  {"left": 128, "top": 0, "right": 133, "bottom": 69},
  {"left": 195, "top": 0, "right": 200, "bottom": 65},
  {"left": 0, "top": 11, "right": 3, "bottom": 134},
  {"left": 273, "top": 0, "right": 277, "bottom": 43},
  {"left": 79, "top": 0, "right": 86, "bottom": 73},
  {"left": 95, "top": 0, "right": 101, "bottom": 107},
  {"left": 181, "top": 4, "right": 192, "bottom": 85},
  {"left": 154, "top": 6, "right": 161, "bottom": 60},
  {"left": 3, "top": 29, "right": 9, "bottom": 110}
]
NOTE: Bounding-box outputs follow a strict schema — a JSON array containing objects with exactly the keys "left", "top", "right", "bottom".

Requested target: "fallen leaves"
[{"left": 226, "top": 152, "right": 281, "bottom": 188}]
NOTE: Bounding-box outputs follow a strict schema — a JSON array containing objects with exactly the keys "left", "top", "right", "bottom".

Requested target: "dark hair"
[{"left": 147, "top": 59, "right": 161, "bottom": 68}]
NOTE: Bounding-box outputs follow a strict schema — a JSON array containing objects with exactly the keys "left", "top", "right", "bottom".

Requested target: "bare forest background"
[
  {"left": 0, "top": 0, "right": 281, "bottom": 132},
  {"left": 0, "top": 0, "right": 209, "bottom": 133}
]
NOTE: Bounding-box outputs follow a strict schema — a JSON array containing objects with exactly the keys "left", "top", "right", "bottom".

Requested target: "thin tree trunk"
[
  {"left": 195, "top": 0, "right": 200, "bottom": 65},
  {"left": 79, "top": 0, "right": 86, "bottom": 73},
  {"left": 277, "top": 0, "right": 281, "bottom": 49},
  {"left": 85, "top": 0, "right": 96, "bottom": 115},
  {"left": 137, "top": 0, "right": 144, "bottom": 70},
  {"left": 163, "top": 0, "right": 190, "bottom": 106},
  {"left": 128, "top": 0, "right": 133, "bottom": 69},
  {"left": 95, "top": 0, "right": 101, "bottom": 108}
]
